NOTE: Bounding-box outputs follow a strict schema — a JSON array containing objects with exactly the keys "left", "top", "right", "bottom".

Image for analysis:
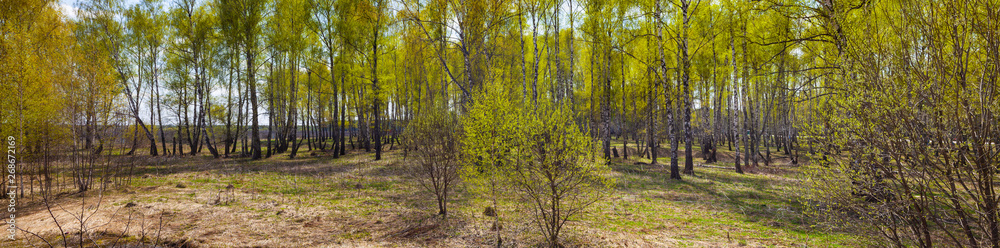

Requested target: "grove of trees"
[{"left": 2, "top": 0, "right": 998, "bottom": 247}]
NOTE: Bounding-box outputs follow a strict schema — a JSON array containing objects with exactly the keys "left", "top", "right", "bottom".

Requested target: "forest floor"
[{"left": 4, "top": 142, "right": 867, "bottom": 247}]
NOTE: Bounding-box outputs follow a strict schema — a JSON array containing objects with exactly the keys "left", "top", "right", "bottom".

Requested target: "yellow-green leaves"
[{"left": 461, "top": 81, "right": 612, "bottom": 246}]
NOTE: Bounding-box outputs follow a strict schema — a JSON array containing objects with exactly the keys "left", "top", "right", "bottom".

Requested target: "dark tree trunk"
[
  {"left": 248, "top": 46, "right": 262, "bottom": 160},
  {"left": 373, "top": 17, "right": 383, "bottom": 161}
]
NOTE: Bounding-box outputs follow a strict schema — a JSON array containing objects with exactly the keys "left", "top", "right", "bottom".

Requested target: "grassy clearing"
[{"left": 4, "top": 144, "right": 866, "bottom": 247}]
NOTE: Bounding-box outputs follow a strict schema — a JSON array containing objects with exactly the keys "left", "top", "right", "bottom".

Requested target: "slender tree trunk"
[
  {"left": 729, "top": 21, "right": 743, "bottom": 174},
  {"left": 648, "top": 67, "right": 657, "bottom": 164},
  {"left": 373, "top": 13, "right": 383, "bottom": 161},
  {"left": 656, "top": 0, "right": 679, "bottom": 180},
  {"left": 249, "top": 46, "right": 262, "bottom": 160},
  {"left": 602, "top": 42, "right": 612, "bottom": 160},
  {"left": 531, "top": 9, "right": 541, "bottom": 108},
  {"left": 340, "top": 77, "right": 347, "bottom": 156},
  {"left": 225, "top": 49, "right": 235, "bottom": 157},
  {"left": 680, "top": 0, "right": 694, "bottom": 175},
  {"left": 289, "top": 62, "right": 301, "bottom": 159},
  {"left": 331, "top": 52, "right": 340, "bottom": 158}
]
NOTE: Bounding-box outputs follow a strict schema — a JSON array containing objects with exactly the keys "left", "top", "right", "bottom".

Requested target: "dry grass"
[{"left": 3, "top": 145, "right": 866, "bottom": 247}]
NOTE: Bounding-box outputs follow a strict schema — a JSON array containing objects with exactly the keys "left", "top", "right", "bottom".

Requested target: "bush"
[
  {"left": 403, "top": 101, "right": 462, "bottom": 217},
  {"left": 462, "top": 88, "right": 612, "bottom": 247}
]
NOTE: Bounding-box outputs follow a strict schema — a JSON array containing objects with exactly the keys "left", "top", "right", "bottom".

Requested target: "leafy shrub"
[
  {"left": 462, "top": 87, "right": 612, "bottom": 247},
  {"left": 403, "top": 101, "right": 462, "bottom": 217}
]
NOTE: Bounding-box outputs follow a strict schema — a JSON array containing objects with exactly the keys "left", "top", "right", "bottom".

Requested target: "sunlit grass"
[{"left": 5, "top": 144, "right": 866, "bottom": 247}]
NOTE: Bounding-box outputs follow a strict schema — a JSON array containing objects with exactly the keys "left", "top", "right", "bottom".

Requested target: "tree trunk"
[
  {"left": 288, "top": 64, "right": 301, "bottom": 159},
  {"left": 730, "top": 27, "right": 743, "bottom": 174},
  {"left": 372, "top": 11, "right": 383, "bottom": 161},
  {"left": 680, "top": 0, "right": 694, "bottom": 175},
  {"left": 249, "top": 47, "right": 262, "bottom": 160}
]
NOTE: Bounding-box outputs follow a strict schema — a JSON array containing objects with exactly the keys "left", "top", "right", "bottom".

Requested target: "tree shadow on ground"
[{"left": 607, "top": 159, "right": 831, "bottom": 237}]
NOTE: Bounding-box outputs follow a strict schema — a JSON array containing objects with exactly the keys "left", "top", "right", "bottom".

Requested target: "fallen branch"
[{"left": 696, "top": 164, "right": 735, "bottom": 170}]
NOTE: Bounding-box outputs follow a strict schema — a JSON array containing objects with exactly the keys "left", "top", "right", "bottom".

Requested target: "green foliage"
[
  {"left": 0, "top": 0, "right": 79, "bottom": 158},
  {"left": 800, "top": 1, "right": 1000, "bottom": 247},
  {"left": 462, "top": 82, "right": 612, "bottom": 246}
]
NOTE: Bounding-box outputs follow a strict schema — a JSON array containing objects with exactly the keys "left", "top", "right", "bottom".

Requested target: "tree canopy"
[{"left": 2, "top": 0, "right": 998, "bottom": 246}]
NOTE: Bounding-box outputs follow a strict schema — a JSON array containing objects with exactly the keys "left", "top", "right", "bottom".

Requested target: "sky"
[{"left": 57, "top": 0, "right": 79, "bottom": 19}]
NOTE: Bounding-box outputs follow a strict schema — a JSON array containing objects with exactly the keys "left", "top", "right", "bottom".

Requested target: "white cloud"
[{"left": 57, "top": 1, "right": 78, "bottom": 20}]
